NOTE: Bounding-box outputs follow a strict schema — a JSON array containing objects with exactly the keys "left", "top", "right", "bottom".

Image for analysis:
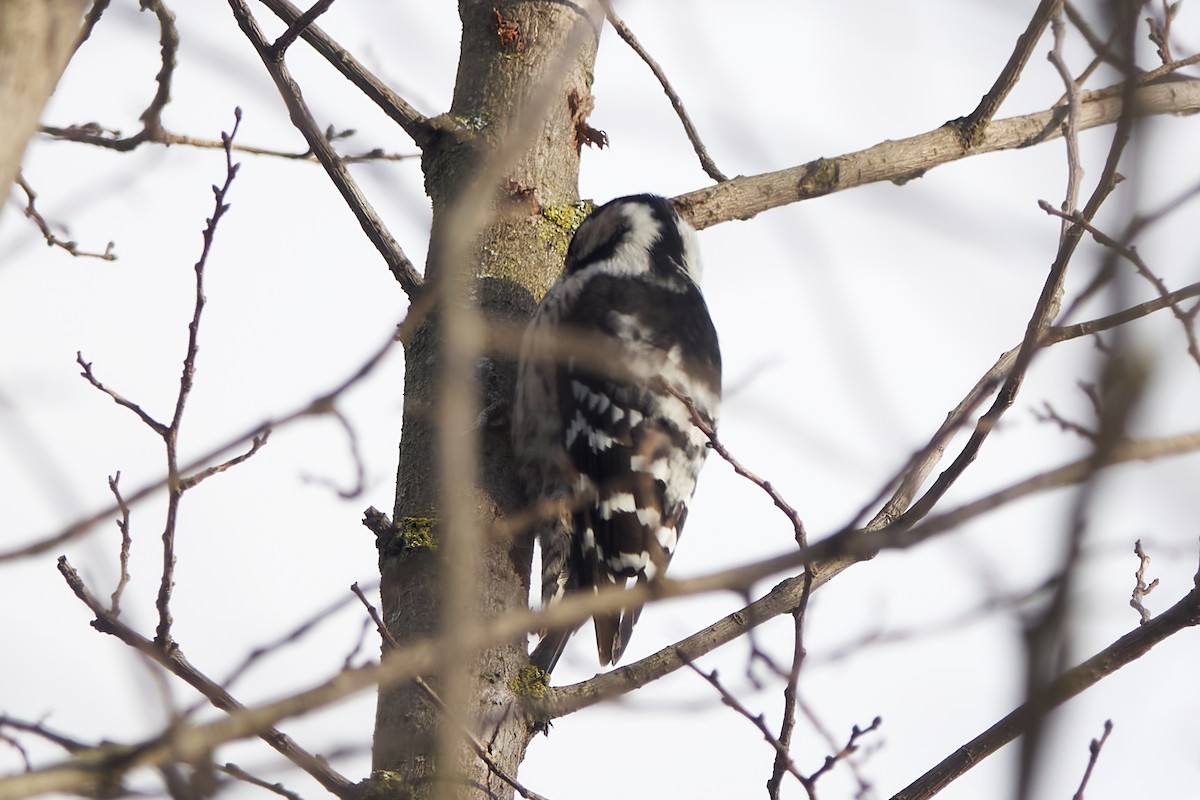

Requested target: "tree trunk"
[
  {"left": 0, "top": 0, "right": 88, "bottom": 216},
  {"left": 372, "top": 2, "right": 601, "bottom": 797}
]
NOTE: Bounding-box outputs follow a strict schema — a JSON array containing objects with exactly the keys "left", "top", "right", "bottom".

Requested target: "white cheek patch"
[{"left": 582, "top": 526, "right": 596, "bottom": 553}]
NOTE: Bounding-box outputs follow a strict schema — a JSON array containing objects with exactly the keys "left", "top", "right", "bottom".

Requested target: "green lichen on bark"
[
  {"left": 538, "top": 200, "right": 591, "bottom": 254},
  {"left": 398, "top": 517, "right": 437, "bottom": 550},
  {"left": 797, "top": 157, "right": 839, "bottom": 198},
  {"left": 360, "top": 770, "right": 406, "bottom": 800},
  {"left": 377, "top": 517, "right": 439, "bottom": 558},
  {"left": 508, "top": 664, "right": 550, "bottom": 699}
]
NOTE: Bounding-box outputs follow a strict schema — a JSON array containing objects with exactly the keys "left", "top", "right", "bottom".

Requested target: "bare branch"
[
  {"left": 1039, "top": 201, "right": 1200, "bottom": 369},
  {"left": 674, "top": 78, "right": 1200, "bottom": 231},
  {"left": 350, "top": 586, "right": 552, "bottom": 800},
  {"left": 153, "top": 128, "right": 418, "bottom": 163},
  {"left": 0, "top": 716, "right": 90, "bottom": 755},
  {"left": 1072, "top": 719, "right": 1114, "bottom": 800},
  {"left": 890, "top": 43, "right": 1135, "bottom": 536},
  {"left": 270, "top": 0, "right": 335, "bottom": 57},
  {"left": 681, "top": 656, "right": 809, "bottom": 791},
  {"left": 1063, "top": 2, "right": 1132, "bottom": 74},
  {"left": 1049, "top": 6, "right": 1084, "bottom": 229},
  {"left": 602, "top": 2, "right": 728, "bottom": 182},
  {"left": 107, "top": 473, "right": 133, "bottom": 616},
  {"left": 179, "top": 432, "right": 270, "bottom": 491},
  {"left": 217, "top": 762, "right": 305, "bottom": 800},
  {"left": 222, "top": 587, "right": 377, "bottom": 690},
  {"left": 536, "top": 428, "right": 1200, "bottom": 719},
  {"left": 42, "top": 0, "right": 178, "bottom": 151},
  {"left": 951, "top": 0, "right": 1059, "bottom": 147},
  {"left": 806, "top": 716, "right": 883, "bottom": 788},
  {"left": 55, "top": 557, "right": 359, "bottom": 800},
  {"left": 8, "top": 529, "right": 1197, "bottom": 800},
  {"left": 2, "top": 301, "right": 414, "bottom": 563},
  {"left": 769, "top": 582, "right": 812, "bottom": 800},
  {"left": 671, "top": 387, "right": 806, "bottom": 545},
  {"left": 154, "top": 108, "right": 245, "bottom": 649},
  {"left": 1131, "top": 539, "right": 1160, "bottom": 624},
  {"left": 299, "top": 408, "right": 365, "bottom": 499},
  {"left": 75, "top": 351, "right": 167, "bottom": 434},
  {"left": 14, "top": 173, "right": 116, "bottom": 260},
  {"left": 227, "top": 0, "right": 425, "bottom": 298},
  {"left": 891, "top": 571, "right": 1200, "bottom": 800},
  {"left": 257, "top": 0, "right": 433, "bottom": 147}
]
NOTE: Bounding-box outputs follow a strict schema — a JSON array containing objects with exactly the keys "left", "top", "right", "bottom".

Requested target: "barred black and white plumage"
[{"left": 513, "top": 194, "right": 722, "bottom": 672}]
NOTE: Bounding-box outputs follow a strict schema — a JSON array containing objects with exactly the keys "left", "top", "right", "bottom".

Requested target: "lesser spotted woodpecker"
[{"left": 513, "top": 194, "right": 722, "bottom": 672}]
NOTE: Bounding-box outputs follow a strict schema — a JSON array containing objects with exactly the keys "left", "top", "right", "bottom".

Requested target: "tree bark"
[
  {"left": 0, "top": 0, "right": 89, "bottom": 216},
  {"left": 372, "top": 2, "right": 601, "bottom": 797}
]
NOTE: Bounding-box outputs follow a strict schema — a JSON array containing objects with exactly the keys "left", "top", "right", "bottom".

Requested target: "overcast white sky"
[{"left": 3, "top": 3, "right": 1200, "bottom": 799}]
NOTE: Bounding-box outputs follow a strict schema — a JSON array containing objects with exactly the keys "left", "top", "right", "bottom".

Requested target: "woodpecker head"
[{"left": 564, "top": 194, "right": 703, "bottom": 285}]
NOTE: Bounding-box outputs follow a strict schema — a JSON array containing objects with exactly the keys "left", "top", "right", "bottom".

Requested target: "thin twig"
[
  {"left": 1063, "top": 2, "right": 1133, "bottom": 74},
  {"left": 76, "top": 352, "right": 167, "bottom": 434},
  {"left": 56, "top": 557, "right": 359, "bottom": 799},
  {"left": 1131, "top": 540, "right": 1159, "bottom": 624},
  {"left": 13, "top": 264, "right": 1194, "bottom": 572},
  {"left": 227, "top": 0, "right": 425, "bottom": 298},
  {"left": 222, "top": 586, "right": 378, "bottom": 689},
  {"left": 768, "top": 575, "right": 812, "bottom": 800},
  {"left": 14, "top": 174, "right": 116, "bottom": 260},
  {"left": 951, "top": 0, "right": 1060, "bottom": 147},
  {"left": 257, "top": 0, "right": 432, "bottom": 146},
  {"left": 891, "top": 18, "right": 1138, "bottom": 536},
  {"left": 43, "top": 0, "right": 178, "bottom": 151},
  {"left": 350, "top": 585, "right": 552, "bottom": 800},
  {"left": 179, "top": 432, "right": 270, "bottom": 491},
  {"left": 107, "top": 473, "right": 133, "bottom": 616},
  {"left": 675, "top": 78, "right": 1200, "bottom": 230},
  {"left": 299, "top": 408, "right": 365, "bottom": 499},
  {"left": 4, "top": 302, "right": 417, "bottom": 563},
  {"left": 602, "top": 2, "right": 728, "bottom": 181},
  {"left": 74, "top": 0, "right": 114, "bottom": 53},
  {"left": 805, "top": 716, "right": 882, "bottom": 788},
  {"left": 155, "top": 108, "right": 245, "bottom": 649},
  {"left": 892, "top": 572, "right": 1200, "bottom": 800},
  {"left": 669, "top": 387, "right": 806, "bottom": 544},
  {"left": 1049, "top": 7, "right": 1084, "bottom": 235},
  {"left": 1039, "top": 201, "right": 1200, "bottom": 368},
  {"left": 1071, "top": 720, "right": 1113, "bottom": 800},
  {"left": 218, "top": 762, "right": 305, "bottom": 800},
  {"left": 13, "top": 535, "right": 1199, "bottom": 800},
  {"left": 534, "top": 426, "right": 1200, "bottom": 721},
  {"left": 680, "top": 655, "right": 809, "bottom": 789},
  {"left": 270, "top": 0, "right": 335, "bottom": 56},
  {"left": 0, "top": 715, "right": 90, "bottom": 754},
  {"left": 156, "top": 129, "right": 418, "bottom": 162}
]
